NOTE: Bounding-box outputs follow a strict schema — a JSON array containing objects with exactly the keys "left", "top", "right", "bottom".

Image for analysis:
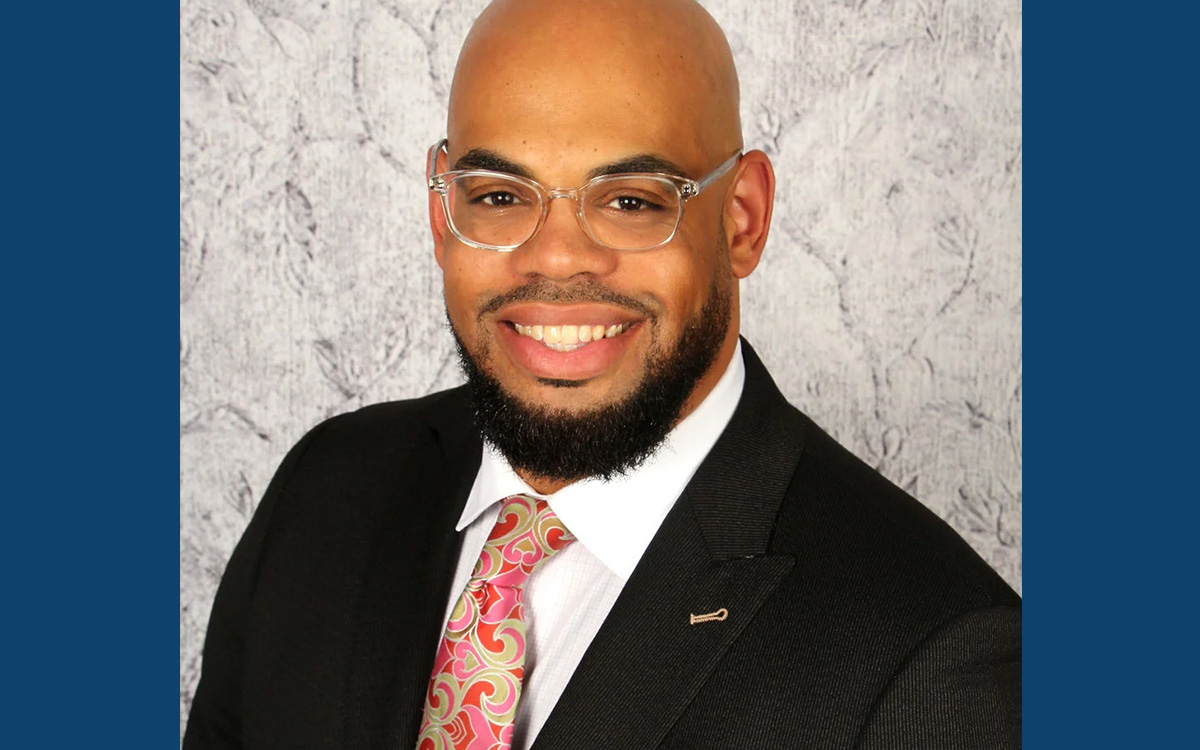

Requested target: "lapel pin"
[{"left": 689, "top": 608, "right": 729, "bottom": 625}]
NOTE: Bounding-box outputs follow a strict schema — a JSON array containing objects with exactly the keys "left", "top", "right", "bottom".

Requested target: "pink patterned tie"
[{"left": 417, "top": 494, "right": 575, "bottom": 750}]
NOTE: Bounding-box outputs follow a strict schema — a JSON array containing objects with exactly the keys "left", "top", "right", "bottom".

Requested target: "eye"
[
  {"left": 604, "top": 194, "right": 665, "bottom": 212},
  {"left": 589, "top": 177, "right": 678, "bottom": 215},
  {"left": 476, "top": 190, "right": 523, "bottom": 207}
]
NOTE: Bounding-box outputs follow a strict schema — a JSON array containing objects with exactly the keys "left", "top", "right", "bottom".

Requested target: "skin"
[{"left": 429, "top": 0, "right": 776, "bottom": 493}]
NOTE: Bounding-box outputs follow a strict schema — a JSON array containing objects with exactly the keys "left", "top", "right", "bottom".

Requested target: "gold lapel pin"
[{"left": 689, "top": 608, "right": 729, "bottom": 625}]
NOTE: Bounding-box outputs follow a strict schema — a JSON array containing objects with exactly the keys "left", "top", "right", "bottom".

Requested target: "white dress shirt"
[{"left": 439, "top": 341, "right": 746, "bottom": 748}]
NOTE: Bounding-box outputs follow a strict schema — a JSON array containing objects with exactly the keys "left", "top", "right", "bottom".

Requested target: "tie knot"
[{"left": 471, "top": 494, "right": 575, "bottom": 588}]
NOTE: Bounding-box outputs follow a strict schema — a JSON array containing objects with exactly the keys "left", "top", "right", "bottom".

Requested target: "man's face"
[
  {"left": 437, "top": 150, "right": 734, "bottom": 419},
  {"left": 432, "top": 5, "right": 747, "bottom": 485},
  {"left": 441, "top": 51, "right": 736, "bottom": 401}
]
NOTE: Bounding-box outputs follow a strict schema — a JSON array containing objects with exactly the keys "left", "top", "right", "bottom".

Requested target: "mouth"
[
  {"left": 510, "top": 322, "right": 635, "bottom": 352},
  {"left": 492, "top": 304, "right": 646, "bottom": 383}
]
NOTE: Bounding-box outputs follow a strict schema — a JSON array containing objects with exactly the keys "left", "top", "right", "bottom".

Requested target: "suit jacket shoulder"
[
  {"left": 184, "top": 387, "right": 483, "bottom": 750},
  {"left": 773, "top": 403, "right": 1021, "bottom": 749},
  {"left": 778, "top": 410, "right": 1017, "bottom": 613}
]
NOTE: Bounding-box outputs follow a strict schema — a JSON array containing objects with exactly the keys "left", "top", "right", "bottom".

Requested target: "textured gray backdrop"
[{"left": 180, "top": 0, "right": 1022, "bottom": 737}]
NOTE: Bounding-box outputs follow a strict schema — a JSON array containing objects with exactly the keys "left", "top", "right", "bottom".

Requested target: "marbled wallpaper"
[{"left": 180, "top": 0, "right": 1022, "bottom": 736}]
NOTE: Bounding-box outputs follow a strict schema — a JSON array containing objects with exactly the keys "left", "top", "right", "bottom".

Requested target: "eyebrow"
[
  {"left": 452, "top": 148, "right": 690, "bottom": 182},
  {"left": 587, "top": 155, "right": 689, "bottom": 180},
  {"left": 453, "top": 149, "right": 536, "bottom": 179}
]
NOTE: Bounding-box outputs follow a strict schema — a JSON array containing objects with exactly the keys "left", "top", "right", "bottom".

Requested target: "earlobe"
[{"left": 723, "top": 150, "right": 776, "bottom": 279}]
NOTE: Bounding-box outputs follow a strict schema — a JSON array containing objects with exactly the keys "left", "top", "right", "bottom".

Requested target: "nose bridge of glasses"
[
  {"left": 543, "top": 187, "right": 589, "bottom": 229},
  {"left": 539, "top": 186, "right": 592, "bottom": 242},
  {"left": 545, "top": 186, "right": 582, "bottom": 202}
]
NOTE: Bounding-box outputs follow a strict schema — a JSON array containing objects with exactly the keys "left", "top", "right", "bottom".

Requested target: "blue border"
[
  {"left": 5, "top": 3, "right": 1195, "bottom": 747},
  {"left": 4, "top": 7, "right": 176, "bottom": 744},
  {"left": 1025, "top": 5, "right": 1196, "bottom": 748}
]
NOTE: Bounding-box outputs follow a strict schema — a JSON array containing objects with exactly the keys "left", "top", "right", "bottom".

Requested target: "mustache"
[{"left": 477, "top": 278, "right": 655, "bottom": 318}]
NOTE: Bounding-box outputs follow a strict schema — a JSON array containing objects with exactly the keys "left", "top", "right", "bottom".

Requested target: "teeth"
[
  {"left": 543, "top": 341, "right": 585, "bottom": 352},
  {"left": 513, "top": 322, "right": 630, "bottom": 348}
]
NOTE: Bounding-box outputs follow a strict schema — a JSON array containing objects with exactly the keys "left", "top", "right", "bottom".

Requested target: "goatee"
[{"left": 451, "top": 275, "right": 732, "bottom": 485}]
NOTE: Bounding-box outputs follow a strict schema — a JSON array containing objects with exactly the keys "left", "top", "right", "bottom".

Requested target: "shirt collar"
[{"left": 458, "top": 340, "right": 746, "bottom": 581}]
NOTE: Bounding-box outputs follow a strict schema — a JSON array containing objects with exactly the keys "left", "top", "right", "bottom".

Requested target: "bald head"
[{"left": 447, "top": 0, "right": 742, "bottom": 173}]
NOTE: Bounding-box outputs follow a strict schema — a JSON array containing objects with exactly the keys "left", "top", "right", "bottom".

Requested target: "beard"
[{"left": 450, "top": 268, "right": 733, "bottom": 486}]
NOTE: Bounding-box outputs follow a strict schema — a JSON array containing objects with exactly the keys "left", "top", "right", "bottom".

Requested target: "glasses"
[{"left": 427, "top": 139, "right": 741, "bottom": 252}]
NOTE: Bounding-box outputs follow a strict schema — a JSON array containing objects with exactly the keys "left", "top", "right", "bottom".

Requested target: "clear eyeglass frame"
[{"left": 426, "top": 139, "right": 742, "bottom": 252}]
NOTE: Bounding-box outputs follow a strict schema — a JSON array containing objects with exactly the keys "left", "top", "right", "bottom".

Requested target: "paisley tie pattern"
[{"left": 417, "top": 494, "right": 575, "bottom": 750}]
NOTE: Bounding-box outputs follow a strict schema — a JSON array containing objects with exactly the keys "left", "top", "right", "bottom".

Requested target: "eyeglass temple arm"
[
  {"left": 427, "top": 138, "right": 449, "bottom": 191},
  {"left": 683, "top": 151, "right": 743, "bottom": 199}
]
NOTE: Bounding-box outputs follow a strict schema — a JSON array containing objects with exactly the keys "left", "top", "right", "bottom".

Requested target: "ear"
[
  {"left": 427, "top": 143, "right": 450, "bottom": 269},
  {"left": 722, "top": 150, "right": 775, "bottom": 279}
]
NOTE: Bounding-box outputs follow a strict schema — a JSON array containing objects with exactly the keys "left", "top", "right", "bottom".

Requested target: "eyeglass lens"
[{"left": 445, "top": 173, "right": 683, "bottom": 251}]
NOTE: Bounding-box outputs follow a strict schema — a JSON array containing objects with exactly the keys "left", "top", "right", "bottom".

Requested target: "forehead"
[{"left": 447, "top": 21, "right": 719, "bottom": 179}]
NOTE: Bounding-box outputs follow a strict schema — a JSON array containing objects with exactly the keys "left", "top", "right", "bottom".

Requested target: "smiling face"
[{"left": 432, "top": 0, "right": 774, "bottom": 491}]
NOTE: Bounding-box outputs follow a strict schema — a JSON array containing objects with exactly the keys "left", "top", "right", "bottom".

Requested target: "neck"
[{"left": 517, "top": 472, "right": 573, "bottom": 495}]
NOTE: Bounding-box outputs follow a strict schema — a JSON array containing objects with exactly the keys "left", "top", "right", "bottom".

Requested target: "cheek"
[
  {"left": 441, "top": 249, "right": 515, "bottom": 344},
  {"left": 440, "top": 265, "right": 483, "bottom": 345},
  {"left": 668, "top": 219, "right": 723, "bottom": 283},
  {"left": 619, "top": 254, "right": 713, "bottom": 338},
  {"left": 649, "top": 237, "right": 720, "bottom": 303},
  {"left": 442, "top": 248, "right": 491, "bottom": 306}
]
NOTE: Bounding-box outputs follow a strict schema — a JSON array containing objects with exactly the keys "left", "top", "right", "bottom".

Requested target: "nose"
[{"left": 509, "top": 195, "right": 619, "bottom": 281}]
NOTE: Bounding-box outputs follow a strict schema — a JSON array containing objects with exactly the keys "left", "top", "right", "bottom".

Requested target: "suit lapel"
[
  {"left": 342, "top": 390, "right": 483, "bottom": 749},
  {"left": 532, "top": 343, "right": 807, "bottom": 749}
]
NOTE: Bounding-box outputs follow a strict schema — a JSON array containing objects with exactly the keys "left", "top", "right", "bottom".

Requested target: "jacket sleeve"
[
  {"left": 855, "top": 604, "right": 1022, "bottom": 749},
  {"left": 182, "top": 424, "right": 326, "bottom": 750}
]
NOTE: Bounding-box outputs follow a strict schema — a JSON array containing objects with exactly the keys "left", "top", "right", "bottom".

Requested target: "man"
[{"left": 184, "top": 0, "right": 1020, "bottom": 747}]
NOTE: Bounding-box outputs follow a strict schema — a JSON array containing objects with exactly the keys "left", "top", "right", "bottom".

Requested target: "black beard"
[{"left": 451, "top": 275, "right": 732, "bottom": 485}]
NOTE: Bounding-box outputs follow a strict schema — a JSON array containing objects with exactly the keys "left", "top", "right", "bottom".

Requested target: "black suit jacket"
[{"left": 184, "top": 342, "right": 1021, "bottom": 749}]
